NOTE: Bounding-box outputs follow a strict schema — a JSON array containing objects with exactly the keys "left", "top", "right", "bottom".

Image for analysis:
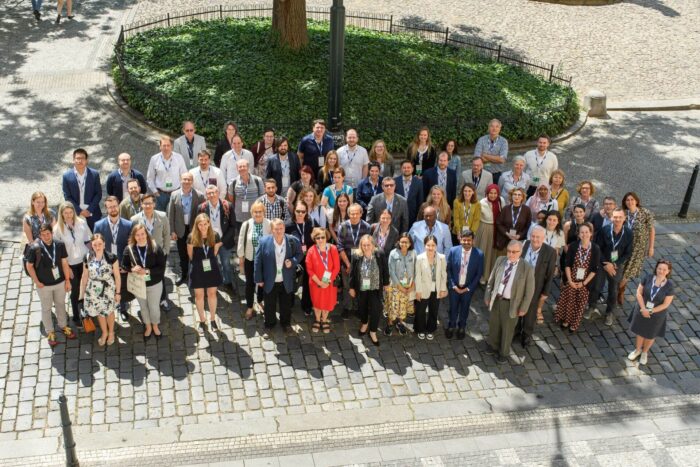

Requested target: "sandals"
[
  {"left": 322, "top": 321, "right": 331, "bottom": 334},
  {"left": 107, "top": 333, "right": 115, "bottom": 346},
  {"left": 245, "top": 308, "right": 255, "bottom": 320},
  {"left": 536, "top": 312, "right": 545, "bottom": 325},
  {"left": 311, "top": 321, "right": 321, "bottom": 333}
]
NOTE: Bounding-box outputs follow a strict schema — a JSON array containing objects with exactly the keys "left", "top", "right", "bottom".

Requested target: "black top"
[
  {"left": 285, "top": 219, "right": 317, "bottom": 251},
  {"left": 214, "top": 138, "right": 233, "bottom": 168},
  {"left": 596, "top": 224, "right": 633, "bottom": 266},
  {"left": 564, "top": 240, "right": 601, "bottom": 275},
  {"left": 121, "top": 243, "right": 167, "bottom": 286},
  {"left": 348, "top": 250, "right": 390, "bottom": 291},
  {"left": 406, "top": 145, "right": 437, "bottom": 173},
  {"left": 83, "top": 251, "right": 118, "bottom": 266},
  {"left": 27, "top": 240, "right": 68, "bottom": 286}
]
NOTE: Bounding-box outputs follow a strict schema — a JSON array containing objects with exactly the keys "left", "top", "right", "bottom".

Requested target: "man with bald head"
[
  {"left": 408, "top": 205, "right": 452, "bottom": 254},
  {"left": 106, "top": 153, "right": 147, "bottom": 202},
  {"left": 514, "top": 225, "right": 557, "bottom": 347}
]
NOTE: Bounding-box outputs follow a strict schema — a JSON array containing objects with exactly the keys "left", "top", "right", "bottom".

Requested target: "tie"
[
  {"left": 459, "top": 251, "right": 468, "bottom": 279},
  {"left": 501, "top": 262, "right": 515, "bottom": 289}
]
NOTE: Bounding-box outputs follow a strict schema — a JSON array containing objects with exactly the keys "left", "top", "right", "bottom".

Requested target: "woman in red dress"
[{"left": 306, "top": 227, "right": 341, "bottom": 333}]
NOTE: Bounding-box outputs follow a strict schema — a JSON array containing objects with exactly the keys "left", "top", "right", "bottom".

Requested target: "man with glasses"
[
  {"left": 366, "top": 176, "right": 409, "bottom": 234},
  {"left": 446, "top": 228, "right": 484, "bottom": 340},
  {"left": 394, "top": 160, "right": 424, "bottom": 226},
  {"left": 474, "top": 119, "right": 509, "bottom": 185},
  {"left": 174, "top": 121, "right": 207, "bottom": 168},
  {"left": 484, "top": 240, "right": 535, "bottom": 363},
  {"left": 62, "top": 148, "right": 102, "bottom": 230},
  {"left": 169, "top": 172, "right": 205, "bottom": 286}
]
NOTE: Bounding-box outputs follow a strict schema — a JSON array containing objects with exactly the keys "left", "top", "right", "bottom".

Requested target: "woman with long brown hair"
[
  {"left": 188, "top": 213, "right": 223, "bottom": 336},
  {"left": 417, "top": 185, "right": 452, "bottom": 225},
  {"left": 405, "top": 127, "right": 436, "bottom": 176}
]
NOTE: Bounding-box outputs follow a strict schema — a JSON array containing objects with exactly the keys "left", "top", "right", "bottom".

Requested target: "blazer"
[
  {"left": 237, "top": 218, "right": 272, "bottom": 261},
  {"left": 130, "top": 210, "right": 170, "bottom": 252},
  {"left": 485, "top": 256, "right": 535, "bottom": 318},
  {"left": 265, "top": 153, "right": 301, "bottom": 195},
  {"left": 414, "top": 252, "right": 448, "bottom": 298},
  {"left": 406, "top": 145, "right": 437, "bottom": 173},
  {"left": 446, "top": 246, "right": 484, "bottom": 294},
  {"left": 421, "top": 166, "right": 457, "bottom": 204},
  {"left": 521, "top": 241, "right": 557, "bottom": 299},
  {"left": 105, "top": 169, "right": 147, "bottom": 202},
  {"left": 452, "top": 199, "right": 481, "bottom": 236},
  {"left": 93, "top": 217, "right": 133, "bottom": 260},
  {"left": 253, "top": 234, "right": 303, "bottom": 294},
  {"left": 348, "top": 250, "right": 390, "bottom": 292},
  {"left": 355, "top": 177, "right": 384, "bottom": 214},
  {"left": 495, "top": 204, "right": 532, "bottom": 251},
  {"left": 62, "top": 167, "right": 102, "bottom": 221},
  {"left": 168, "top": 188, "right": 205, "bottom": 238},
  {"left": 394, "top": 175, "right": 425, "bottom": 225},
  {"left": 366, "top": 193, "right": 409, "bottom": 235},
  {"left": 462, "top": 169, "right": 493, "bottom": 199},
  {"left": 370, "top": 223, "right": 400, "bottom": 256},
  {"left": 250, "top": 140, "right": 277, "bottom": 167},
  {"left": 197, "top": 200, "right": 236, "bottom": 249},
  {"left": 590, "top": 211, "right": 612, "bottom": 244},
  {"left": 174, "top": 134, "right": 207, "bottom": 168}
]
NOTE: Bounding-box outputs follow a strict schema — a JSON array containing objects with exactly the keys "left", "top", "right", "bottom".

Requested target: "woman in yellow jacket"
[{"left": 452, "top": 183, "right": 481, "bottom": 239}]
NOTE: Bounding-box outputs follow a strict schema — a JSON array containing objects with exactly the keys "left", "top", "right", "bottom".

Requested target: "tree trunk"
[{"left": 272, "top": 0, "right": 308, "bottom": 50}]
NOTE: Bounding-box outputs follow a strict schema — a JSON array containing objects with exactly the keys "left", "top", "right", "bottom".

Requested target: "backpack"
[
  {"left": 229, "top": 177, "right": 263, "bottom": 201},
  {"left": 22, "top": 240, "right": 42, "bottom": 277}
]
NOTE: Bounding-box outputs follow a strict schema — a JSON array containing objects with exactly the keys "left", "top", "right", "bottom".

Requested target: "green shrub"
[{"left": 114, "top": 18, "right": 578, "bottom": 151}]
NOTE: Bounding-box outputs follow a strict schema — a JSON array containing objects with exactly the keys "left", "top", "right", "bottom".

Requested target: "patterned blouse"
[
  {"left": 358, "top": 253, "right": 381, "bottom": 290},
  {"left": 24, "top": 209, "right": 56, "bottom": 240}
]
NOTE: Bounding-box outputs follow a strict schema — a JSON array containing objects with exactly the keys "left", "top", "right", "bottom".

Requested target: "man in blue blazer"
[
  {"left": 394, "top": 159, "right": 424, "bottom": 226},
  {"left": 105, "top": 153, "right": 147, "bottom": 202},
  {"left": 62, "top": 148, "right": 102, "bottom": 230},
  {"left": 422, "top": 151, "right": 457, "bottom": 205},
  {"left": 446, "top": 228, "right": 484, "bottom": 339},
  {"left": 254, "top": 218, "right": 303, "bottom": 335},
  {"left": 93, "top": 196, "right": 133, "bottom": 320}
]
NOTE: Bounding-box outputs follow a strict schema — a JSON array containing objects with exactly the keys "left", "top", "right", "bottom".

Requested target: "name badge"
[
  {"left": 282, "top": 176, "right": 290, "bottom": 188},
  {"left": 576, "top": 267, "right": 586, "bottom": 281},
  {"left": 111, "top": 244, "right": 118, "bottom": 255},
  {"left": 415, "top": 164, "right": 422, "bottom": 175},
  {"left": 164, "top": 177, "right": 173, "bottom": 189},
  {"left": 497, "top": 283, "right": 505, "bottom": 295},
  {"left": 144, "top": 273, "right": 151, "bottom": 282},
  {"left": 532, "top": 176, "right": 540, "bottom": 184},
  {"left": 361, "top": 278, "right": 371, "bottom": 291},
  {"left": 202, "top": 259, "right": 212, "bottom": 272},
  {"left": 611, "top": 249, "right": 619, "bottom": 262},
  {"left": 322, "top": 271, "right": 331, "bottom": 283},
  {"left": 318, "top": 156, "right": 325, "bottom": 166},
  {"left": 400, "top": 277, "right": 410, "bottom": 287},
  {"left": 241, "top": 201, "right": 249, "bottom": 213},
  {"left": 509, "top": 229, "right": 517, "bottom": 237},
  {"left": 645, "top": 301, "right": 654, "bottom": 312},
  {"left": 52, "top": 267, "right": 61, "bottom": 280},
  {"left": 302, "top": 245, "right": 307, "bottom": 253}
]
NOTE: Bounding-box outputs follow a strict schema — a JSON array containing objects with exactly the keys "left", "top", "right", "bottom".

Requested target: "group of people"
[{"left": 24, "top": 118, "right": 673, "bottom": 365}]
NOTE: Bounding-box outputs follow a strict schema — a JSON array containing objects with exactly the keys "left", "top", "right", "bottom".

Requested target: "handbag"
[
  {"left": 82, "top": 317, "right": 96, "bottom": 333},
  {"left": 126, "top": 246, "right": 148, "bottom": 300}
]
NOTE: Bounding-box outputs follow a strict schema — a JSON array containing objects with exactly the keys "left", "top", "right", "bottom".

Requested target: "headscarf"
[
  {"left": 486, "top": 183, "right": 502, "bottom": 242},
  {"left": 526, "top": 182, "right": 552, "bottom": 212}
]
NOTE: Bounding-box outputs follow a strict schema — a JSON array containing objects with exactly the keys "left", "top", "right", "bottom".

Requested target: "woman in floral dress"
[{"left": 619, "top": 192, "right": 655, "bottom": 304}]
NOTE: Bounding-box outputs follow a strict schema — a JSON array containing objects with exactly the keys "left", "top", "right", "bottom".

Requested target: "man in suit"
[
  {"left": 422, "top": 151, "right": 457, "bottom": 204},
  {"left": 173, "top": 120, "right": 207, "bottom": 168},
  {"left": 198, "top": 185, "right": 236, "bottom": 292},
  {"left": 366, "top": 177, "right": 409, "bottom": 234},
  {"left": 462, "top": 156, "right": 493, "bottom": 199},
  {"left": 93, "top": 196, "right": 133, "bottom": 321},
  {"left": 446, "top": 228, "right": 484, "bottom": 340},
  {"left": 394, "top": 159, "right": 424, "bottom": 226},
  {"left": 62, "top": 148, "right": 102, "bottom": 230},
  {"left": 514, "top": 226, "right": 556, "bottom": 346},
  {"left": 265, "top": 137, "right": 301, "bottom": 196},
  {"left": 119, "top": 179, "right": 143, "bottom": 220},
  {"left": 105, "top": 153, "right": 147, "bottom": 202},
  {"left": 484, "top": 240, "right": 535, "bottom": 363},
  {"left": 168, "top": 172, "right": 205, "bottom": 286},
  {"left": 131, "top": 193, "right": 171, "bottom": 310},
  {"left": 254, "top": 218, "right": 303, "bottom": 335}
]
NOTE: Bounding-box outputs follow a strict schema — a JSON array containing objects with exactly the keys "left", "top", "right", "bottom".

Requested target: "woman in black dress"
[
  {"left": 627, "top": 260, "right": 675, "bottom": 366},
  {"left": 187, "top": 213, "right": 223, "bottom": 336}
]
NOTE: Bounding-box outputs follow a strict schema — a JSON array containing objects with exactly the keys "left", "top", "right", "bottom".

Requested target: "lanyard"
[
  {"left": 472, "top": 173, "right": 481, "bottom": 187},
  {"left": 627, "top": 210, "right": 638, "bottom": 230},
  {"left": 371, "top": 181, "right": 380, "bottom": 196},
  {"left": 41, "top": 241, "right": 57, "bottom": 267},
  {"left": 136, "top": 245, "right": 148, "bottom": 267},
  {"left": 203, "top": 244, "right": 210, "bottom": 257},
  {"left": 361, "top": 256, "right": 372, "bottom": 276},
  {"left": 417, "top": 148, "right": 426, "bottom": 165},
  {"left": 314, "top": 139, "right": 324, "bottom": 156},
  {"left": 350, "top": 223, "right": 361, "bottom": 246},
  {"left": 535, "top": 152, "right": 547, "bottom": 169},
  {"left": 142, "top": 213, "right": 155, "bottom": 234},
  {"left": 511, "top": 205, "right": 522, "bottom": 227},
  {"left": 199, "top": 169, "right": 210, "bottom": 188},
  {"left": 296, "top": 222, "right": 305, "bottom": 241},
  {"left": 376, "top": 228, "right": 388, "bottom": 248},
  {"left": 109, "top": 219, "right": 119, "bottom": 241},
  {"left": 404, "top": 177, "right": 412, "bottom": 194},
  {"left": 463, "top": 203, "right": 470, "bottom": 227},
  {"left": 398, "top": 253, "right": 411, "bottom": 279},
  {"left": 317, "top": 245, "right": 329, "bottom": 270},
  {"left": 345, "top": 147, "right": 358, "bottom": 166},
  {"left": 461, "top": 249, "right": 470, "bottom": 269},
  {"left": 160, "top": 155, "right": 172, "bottom": 173},
  {"left": 610, "top": 226, "right": 624, "bottom": 250},
  {"left": 209, "top": 203, "right": 220, "bottom": 224},
  {"left": 545, "top": 231, "right": 556, "bottom": 246},
  {"left": 187, "top": 140, "right": 194, "bottom": 160},
  {"left": 526, "top": 247, "right": 539, "bottom": 266},
  {"left": 386, "top": 197, "right": 394, "bottom": 213},
  {"left": 67, "top": 224, "right": 76, "bottom": 242},
  {"left": 552, "top": 188, "right": 563, "bottom": 202},
  {"left": 130, "top": 197, "right": 141, "bottom": 214},
  {"left": 488, "top": 138, "right": 497, "bottom": 152},
  {"left": 650, "top": 278, "right": 664, "bottom": 302},
  {"left": 75, "top": 169, "right": 86, "bottom": 192},
  {"left": 578, "top": 244, "right": 591, "bottom": 263},
  {"left": 182, "top": 193, "right": 192, "bottom": 213}
]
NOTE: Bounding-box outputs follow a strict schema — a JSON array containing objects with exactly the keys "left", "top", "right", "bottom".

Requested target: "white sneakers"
[
  {"left": 628, "top": 348, "right": 649, "bottom": 365},
  {"left": 640, "top": 351, "right": 648, "bottom": 365}
]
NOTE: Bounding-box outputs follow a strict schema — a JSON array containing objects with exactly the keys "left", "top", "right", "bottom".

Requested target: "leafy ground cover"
[{"left": 115, "top": 18, "right": 578, "bottom": 150}]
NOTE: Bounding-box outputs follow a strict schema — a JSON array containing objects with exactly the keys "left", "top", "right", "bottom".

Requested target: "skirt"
[
  {"left": 475, "top": 223, "right": 496, "bottom": 283},
  {"left": 628, "top": 305, "right": 667, "bottom": 339}
]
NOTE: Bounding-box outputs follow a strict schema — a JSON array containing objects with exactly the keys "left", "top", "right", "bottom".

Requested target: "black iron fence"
[{"left": 113, "top": 4, "right": 575, "bottom": 147}]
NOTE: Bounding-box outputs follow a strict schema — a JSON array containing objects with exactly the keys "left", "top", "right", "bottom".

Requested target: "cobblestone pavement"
[{"left": 131, "top": 0, "right": 700, "bottom": 103}]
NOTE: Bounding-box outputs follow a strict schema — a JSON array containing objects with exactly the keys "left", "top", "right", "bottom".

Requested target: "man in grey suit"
[
  {"left": 131, "top": 193, "right": 172, "bottom": 310},
  {"left": 174, "top": 120, "right": 207, "bottom": 168},
  {"left": 168, "top": 172, "right": 205, "bottom": 286},
  {"left": 484, "top": 240, "right": 535, "bottom": 363},
  {"left": 514, "top": 226, "right": 557, "bottom": 347},
  {"left": 366, "top": 177, "right": 409, "bottom": 234},
  {"left": 462, "top": 156, "right": 493, "bottom": 199}
]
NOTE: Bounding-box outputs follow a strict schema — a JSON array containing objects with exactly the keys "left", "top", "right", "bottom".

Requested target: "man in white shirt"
[
  {"left": 147, "top": 136, "right": 188, "bottom": 211},
  {"left": 173, "top": 121, "right": 207, "bottom": 168},
  {"left": 336, "top": 128, "right": 369, "bottom": 188},
  {"left": 190, "top": 149, "right": 226, "bottom": 199},
  {"left": 220, "top": 134, "right": 255, "bottom": 186},
  {"left": 524, "top": 134, "right": 558, "bottom": 198}
]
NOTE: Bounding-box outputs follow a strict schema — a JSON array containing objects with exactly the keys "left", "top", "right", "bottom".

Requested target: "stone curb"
[{"left": 607, "top": 98, "right": 700, "bottom": 112}]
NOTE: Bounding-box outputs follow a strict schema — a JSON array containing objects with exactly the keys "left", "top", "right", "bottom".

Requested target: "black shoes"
[
  {"left": 55, "top": 14, "right": 60, "bottom": 24},
  {"left": 383, "top": 325, "right": 393, "bottom": 337},
  {"left": 521, "top": 335, "right": 533, "bottom": 347},
  {"left": 396, "top": 322, "right": 408, "bottom": 336},
  {"left": 496, "top": 355, "right": 508, "bottom": 364},
  {"left": 456, "top": 329, "right": 466, "bottom": 340},
  {"left": 445, "top": 328, "right": 454, "bottom": 339},
  {"left": 175, "top": 277, "right": 188, "bottom": 286},
  {"left": 33, "top": 10, "right": 41, "bottom": 20},
  {"left": 341, "top": 309, "right": 351, "bottom": 320}
]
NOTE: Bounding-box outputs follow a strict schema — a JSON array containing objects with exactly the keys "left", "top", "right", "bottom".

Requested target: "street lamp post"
[{"left": 328, "top": 0, "right": 345, "bottom": 134}]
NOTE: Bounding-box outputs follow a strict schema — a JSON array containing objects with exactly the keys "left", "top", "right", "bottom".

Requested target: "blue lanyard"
[
  {"left": 511, "top": 205, "right": 522, "bottom": 227},
  {"left": 296, "top": 222, "right": 305, "bottom": 241},
  {"left": 627, "top": 210, "right": 638, "bottom": 230},
  {"left": 160, "top": 155, "right": 172, "bottom": 172},
  {"left": 610, "top": 226, "right": 624, "bottom": 250},
  {"left": 41, "top": 241, "right": 57, "bottom": 267},
  {"left": 650, "top": 278, "right": 664, "bottom": 301},
  {"left": 136, "top": 245, "right": 148, "bottom": 267},
  {"left": 203, "top": 244, "right": 210, "bottom": 257},
  {"left": 578, "top": 244, "right": 591, "bottom": 263},
  {"left": 350, "top": 223, "right": 361, "bottom": 246},
  {"left": 386, "top": 197, "right": 394, "bottom": 213}
]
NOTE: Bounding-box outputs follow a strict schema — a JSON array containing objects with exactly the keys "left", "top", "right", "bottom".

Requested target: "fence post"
[
  {"left": 444, "top": 27, "right": 449, "bottom": 46},
  {"left": 59, "top": 394, "right": 79, "bottom": 466},
  {"left": 548, "top": 64, "right": 554, "bottom": 82},
  {"left": 220, "top": 4, "right": 223, "bottom": 19},
  {"left": 389, "top": 15, "right": 393, "bottom": 33},
  {"left": 167, "top": 13, "right": 171, "bottom": 26},
  {"left": 496, "top": 44, "right": 501, "bottom": 62},
  {"left": 678, "top": 164, "right": 699, "bottom": 218}
]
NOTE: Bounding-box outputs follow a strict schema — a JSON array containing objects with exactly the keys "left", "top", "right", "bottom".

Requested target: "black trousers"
[
  {"left": 358, "top": 289, "right": 382, "bottom": 332},
  {"left": 176, "top": 224, "right": 191, "bottom": 280},
  {"left": 300, "top": 266, "right": 312, "bottom": 313},
  {"left": 264, "top": 282, "right": 292, "bottom": 328},
  {"left": 515, "top": 295, "right": 539, "bottom": 338},
  {"left": 414, "top": 291, "right": 439, "bottom": 333},
  {"left": 68, "top": 263, "right": 83, "bottom": 320},
  {"left": 244, "top": 259, "right": 263, "bottom": 309}
]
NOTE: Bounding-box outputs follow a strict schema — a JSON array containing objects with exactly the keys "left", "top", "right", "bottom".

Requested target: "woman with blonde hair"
[
  {"left": 53, "top": 202, "right": 92, "bottom": 325},
  {"left": 567, "top": 180, "right": 599, "bottom": 221},
  {"left": 406, "top": 127, "right": 436, "bottom": 176},
  {"left": 317, "top": 150, "right": 341, "bottom": 193},
  {"left": 548, "top": 169, "right": 569, "bottom": 219},
  {"left": 306, "top": 227, "right": 341, "bottom": 333},
  {"left": 238, "top": 202, "right": 271, "bottom": 319},
  {"left": 369, "top": 139, "right": 395, "bottom": 178},
  {"left": 417, "top": 185, "right": 451, "bottom": 225},
  {"left": 188, "top": 213, "right": 223, "bottom": 336},
  {"left": 122, "top": 224, "right": 167, "bottom": 340},
  {"left": 24, "top": 191, "right": 56, "bottom": 242}
]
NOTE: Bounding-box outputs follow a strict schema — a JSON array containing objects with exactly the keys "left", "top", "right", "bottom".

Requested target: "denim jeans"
[
  {"left": 217, "top": 246, "right": 233, "bottom": 285},
  {"left": 156, "top": 192, "right": 171, "bottom": 212},
  {"left": 32, "top": 0, "right": 43, "bottom": 11}
]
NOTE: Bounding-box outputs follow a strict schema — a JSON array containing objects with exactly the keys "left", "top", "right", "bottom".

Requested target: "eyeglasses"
[
  {"left": 315, "top": 236, "right": 326, "bottom": 241},
  {"left": 142, "top": 202, "right": 154, "bottom": 206},
  {"left": 295, "top": 210, "right": 307, "bottom": 214},
  {"left": 506, "top": 249, "right": 520, "bottom": 254},
  {"left": 383, "top": 184, "right": 395, "bottom": 188}
]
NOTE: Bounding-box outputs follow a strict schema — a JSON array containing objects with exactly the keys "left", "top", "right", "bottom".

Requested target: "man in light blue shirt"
[
  {"left": 409, "top": 206, "right": 452, "bottom": 254},
  {"left": 474, "top": 119, "right": 509, "bottom": 185}
]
